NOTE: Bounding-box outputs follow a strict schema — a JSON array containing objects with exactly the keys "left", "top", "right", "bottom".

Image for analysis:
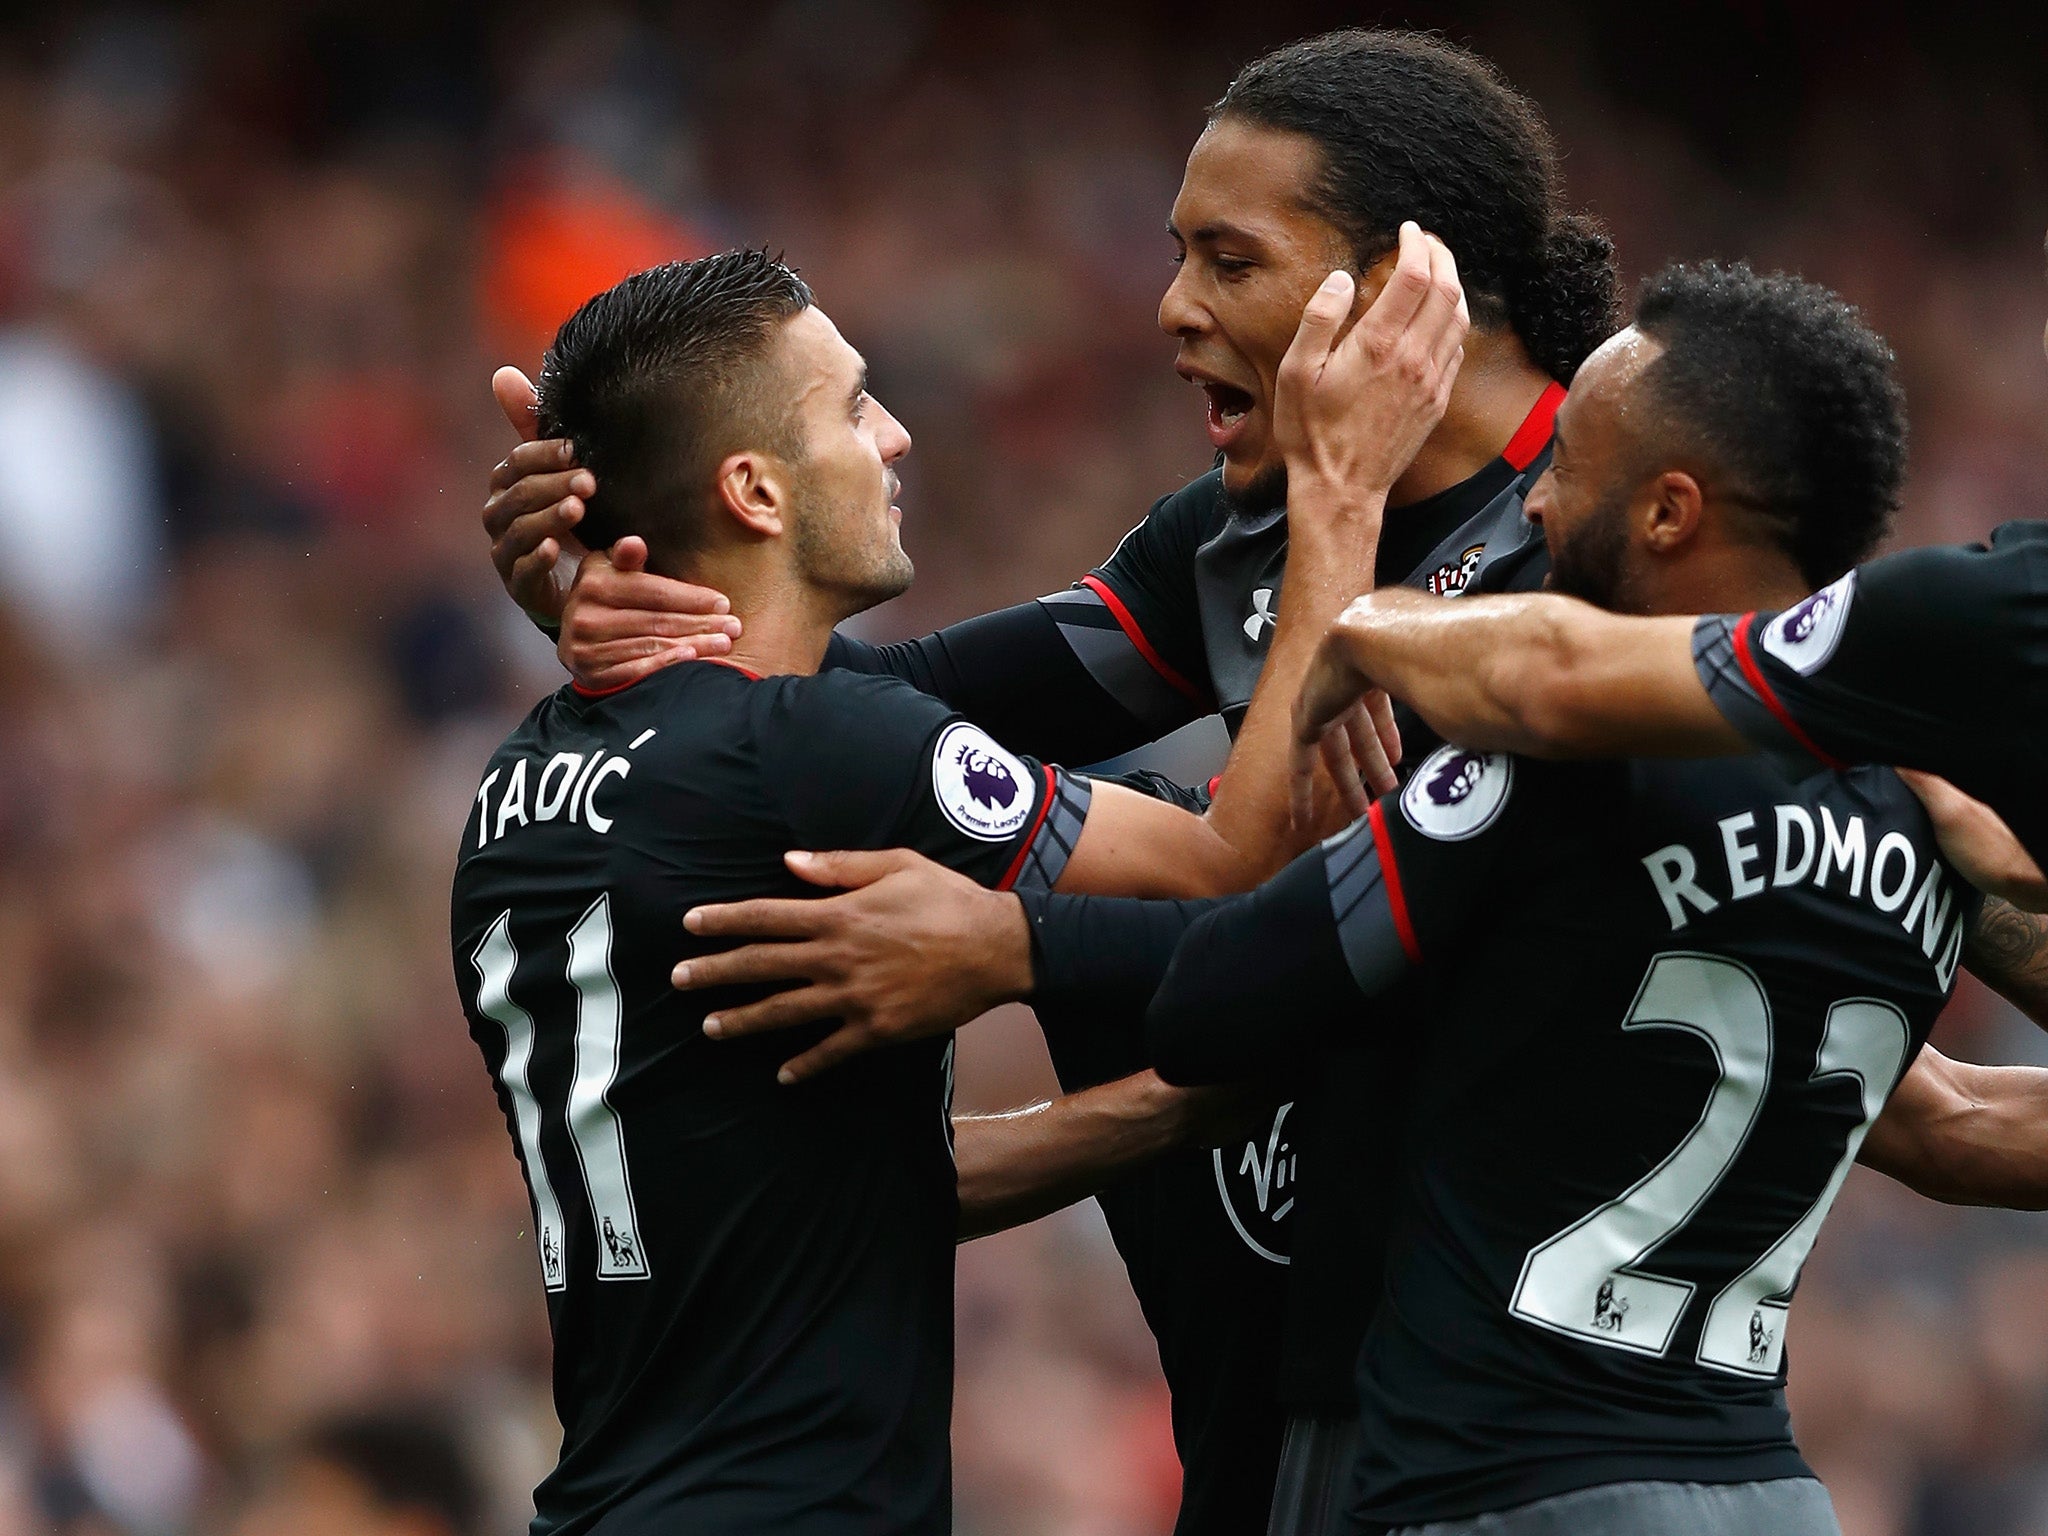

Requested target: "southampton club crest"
[
  {"left": 1399, "top": 744, "right": 1515, "bottom": 842},
  {"left": 932, "top": 722, "right": 1036, "bottom": 841},
  {"left": 1213, "top": 1101, "right": 1296, "bottom": 1265},
  {"left": 1424, "top": 543, "right": 1489, "bottom": 597},
  {"left": 1760, "top": 569, "right": 1856, "bottom": 675}
]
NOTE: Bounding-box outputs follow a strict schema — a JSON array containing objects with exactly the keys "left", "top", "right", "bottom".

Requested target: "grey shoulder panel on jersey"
[
  {"left": 1322, "top": 816, "right": 1410, "bottom": 997},
  {"left": 1690, "top": 614, "right": 1816, "bottom": 777},
  {"left": 1038, "top": 587, "right": 1201, "bottom": 735}
]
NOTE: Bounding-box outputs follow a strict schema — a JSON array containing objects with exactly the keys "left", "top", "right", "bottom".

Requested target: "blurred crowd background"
[{"left": 1, "top": 3, "right": 2046, "bottom": 1533}]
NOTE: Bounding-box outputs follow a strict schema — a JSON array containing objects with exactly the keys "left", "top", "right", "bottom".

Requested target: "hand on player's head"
[
  {"left": 487, "top": 434, "right": 594, "bottom": 624},
  {"left": 484, "top": 363, "right": 743, "bottom": 674},
  {"left": 1272, "top": 222, "right": 1469, "bottom": 504},
  {"left": 485, "top": 368, "right": 596, "bottom": 624}
]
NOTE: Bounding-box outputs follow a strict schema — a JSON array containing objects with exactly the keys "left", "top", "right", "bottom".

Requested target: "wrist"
[
  {"left": 977, "top": 891, "right": 1036, "bottom": 1005},
  {"left": 1283, "top": 468, "right": 1390, "bottom": 521}
]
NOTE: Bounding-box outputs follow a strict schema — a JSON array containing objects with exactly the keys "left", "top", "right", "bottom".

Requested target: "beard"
[
  {"left": 790, "top": 484, "right": 915, "bottom": 617},
  {"left": 1545, "top": 488, "right": 1636, "bottom": 611},
  {"left": 1218, "top": 456, "right": 1289, "bottom": 521}
]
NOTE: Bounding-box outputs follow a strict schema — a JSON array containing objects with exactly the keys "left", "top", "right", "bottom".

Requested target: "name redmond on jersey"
[
  {"left": 471, "top": 743, "right": 640, "bottom": 848},
  {"left": 1641, "top": 802, "right": 1967, "bottom": 987}
]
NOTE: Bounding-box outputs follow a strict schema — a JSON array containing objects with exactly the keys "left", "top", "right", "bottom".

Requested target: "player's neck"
[
  {"left": 721, "top": 592, "right": 841, "bottom": 677},
  {"left": 675, "top": 554, "right": 839, "bottom": 677},
  {"left": 1389, "top": 330, "right": 1553, "bottom": 509},
  {"left": 1647, "top": 546, "right": 1814, "bottom": 617}
]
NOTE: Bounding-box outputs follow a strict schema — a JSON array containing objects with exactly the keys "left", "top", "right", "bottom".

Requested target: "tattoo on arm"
[{"left": 1965, "top": 897, "right": 2048, "bottom": 1029}]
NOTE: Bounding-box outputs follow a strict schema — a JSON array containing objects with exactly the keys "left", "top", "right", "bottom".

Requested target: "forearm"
[
  {"left": 1146, "top": 847, "right": 1365, "bottom": 1084},
  {"left": 1019, "top": 887, "right": 1221, "bottom": 1014},
  {"left": 1327, "top": 590, "right": 1740, "bottom": 758},
  {"left": 1963, "top": 897, "right": 2048, "bottom": 1028},
  {"left": 953, "top": 1073, "right": 1204, "bottom": 1240},
  {"left": 1207, "top": 487, "right": 1388, "bottom": 872},
  {"left": 1861, "top": 1049, "right": 2048, "bottom": 1210},
  {"left": 825, "top": 603, "right": 1157, "bottom": 764}
]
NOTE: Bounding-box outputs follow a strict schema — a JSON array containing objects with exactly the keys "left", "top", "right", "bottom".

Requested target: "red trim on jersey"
[
  {"left": 1502, "top": 382, "right": 1568, "bottom": 472},
  {"left": 1368, "top": 799, "right": 1422, "bottom": 967},
  {"left": 996, "top": 766, "right": 1060, "bottom": 892},
  {"left": 1080, "top": 575, "right": 1207, "bottom": 704},
  {"left": 1207, "top": 775, "right": 1222, "bottom": 798},
  {"left": 1731, "top": 615, "right": 1846, "bottom": 770},
  {"left": 701, "top": 656, "right": 764, "bottom": 681},
  {"left": 569, "top": 655, "right": 762, "bottom": 697}
]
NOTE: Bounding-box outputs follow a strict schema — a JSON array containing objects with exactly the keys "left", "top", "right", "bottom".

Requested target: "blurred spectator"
[
  {"left": 227, "top": 1410, "right": 482, "bottom": 1536},
  {"left": 0, "top": 329, "right": 162, "bottom": 652}
]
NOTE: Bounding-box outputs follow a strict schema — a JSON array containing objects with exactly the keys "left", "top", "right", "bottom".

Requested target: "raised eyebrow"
[{"left": 849, "top": 363, "right": 869, "bottom": 405}]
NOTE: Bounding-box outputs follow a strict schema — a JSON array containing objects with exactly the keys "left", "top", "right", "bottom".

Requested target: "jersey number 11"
[{"left": 471, "top": 896, "right": 651, "bottom": 1291}]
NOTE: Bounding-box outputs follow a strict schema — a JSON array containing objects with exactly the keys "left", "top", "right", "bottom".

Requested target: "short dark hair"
[
  {"left": 537, "top": 250, "right": 814, "bottom": 561},
  {"left": 300, "top": 1409, "right": 484, "bottom": 1536},
  {"left": 1212, "top": 29, "right": 1619, "bottom": 384},
  {"left": 1633, "top": 262, "right": 1907, "bottom": 586}
]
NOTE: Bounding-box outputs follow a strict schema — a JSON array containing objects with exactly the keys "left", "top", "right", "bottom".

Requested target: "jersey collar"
[{"left": 1502, "top": 382, "right": 1567, "bottom": 473}]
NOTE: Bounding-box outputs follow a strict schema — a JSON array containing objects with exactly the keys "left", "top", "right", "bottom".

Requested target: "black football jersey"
[
  {"left": 1694, "top": 519, "right": 2048, "bottom": 867},
  {"left": 1343, "top": 752, "right": 1972, "bottom": 1523},
  {"left": 1138, "top": 746, "right": 1975, "bottom": 1525},
  {"left": 818, "top": 386, "right": 1564, "bottom": 1532},
  {"left": 1045, "top": 384, "right": 1564, "bottom": 738},
  {"left": 449, "top": 660, "right": 1090, "bottom": 1535},
  {"left": 1033, "top": 393, "right": 1563, "bottom": 1534}
]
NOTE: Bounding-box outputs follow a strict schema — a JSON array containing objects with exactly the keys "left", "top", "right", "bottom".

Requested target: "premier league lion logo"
[
  {"left": 932, "top": 722, "right": 1035, "bottom": 840},
  {"left": 1761, "top": 569, "right": 1857, "bottom": 675},
  {"left": 1423, "top": 750, "right": 1487, "bottom": 807},
  {"left": 1782, "top": 587, "right": 1834, "bottom": 644},
  {"left": 959, "top": 746, "right": 1018, "bottom": 811},
  {"left": 1400, "top": 744, "right": 1514, "bottom": 841}
]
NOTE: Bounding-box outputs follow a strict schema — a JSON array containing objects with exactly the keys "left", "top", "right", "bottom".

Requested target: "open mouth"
[{"left": 1201, "top": 381, "right": 1257, "bottom": 450}]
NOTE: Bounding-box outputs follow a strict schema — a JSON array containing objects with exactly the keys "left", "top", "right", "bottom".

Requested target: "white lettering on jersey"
[
  {"left": 494, "top": 757, "right": 531, "bottom": 840},
  {"left": 1760, "top": 570, "right": 1857, "bottom": 676},
  {"left": 932, "top": 722, "right": 1035, "bottom": 841},
  {"left": 473, "top": 746, "right": 634, "bottom": 845},
  {"left": 1212, "top": 1101, "right": 1294, "bottom": 1266},
  {"left": 1641, "top": 804, "right": 1966, "bottom": 983},
  {"left": 1643, "top": 844, "right": 1720, "bottom": 930}
]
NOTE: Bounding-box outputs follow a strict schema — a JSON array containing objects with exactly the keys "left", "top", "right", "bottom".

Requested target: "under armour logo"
[{"left": 1243, "top": 587, "right": 1277, "bottom": 643}]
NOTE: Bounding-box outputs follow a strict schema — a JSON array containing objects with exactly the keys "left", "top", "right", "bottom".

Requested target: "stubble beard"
[
  {"left": 1220, "top": 457, "right": 1289, "bottom": 521},
  {"left": 1545, "top": 488, "right": 1638, "bottom": 614},
  {"left": 791, "top": 487, "right": 915, "bottom": 620}
]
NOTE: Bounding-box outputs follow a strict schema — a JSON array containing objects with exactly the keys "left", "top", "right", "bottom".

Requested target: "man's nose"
[
  {"left": 878, "top": 403, "right": 912, "bottom": 461},
  {"left": 1158, "top": 265, "right": 1207, "bottom": 337}
]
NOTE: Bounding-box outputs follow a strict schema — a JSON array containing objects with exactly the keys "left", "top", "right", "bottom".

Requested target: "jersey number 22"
[{"left": 1509, "top": 950, "right": 1907, "bottom": 1377}]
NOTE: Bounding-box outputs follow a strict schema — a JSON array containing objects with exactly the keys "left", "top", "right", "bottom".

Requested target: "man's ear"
[
  {"left": 1642, "top": 470, "right": 1705, "bottom": 556},
  {"left": 714, "top": 451, "right": 786, "bottom": 538}
]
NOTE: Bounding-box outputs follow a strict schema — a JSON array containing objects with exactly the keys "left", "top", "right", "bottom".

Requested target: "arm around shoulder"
[{"left": 1320, "top": 590, "right": 1741, "bottom": 760}]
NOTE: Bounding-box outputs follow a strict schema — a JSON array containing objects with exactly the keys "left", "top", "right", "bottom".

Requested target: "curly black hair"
[
  {"left": 538, "top": 249, "right": 814, "bottom": 560},
  {"left": 1634, "top": 262, "right": 1907, "bottom": 587},
  {"left": 1212, "top": 29, "right": 1618, "bottom": 384}
]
